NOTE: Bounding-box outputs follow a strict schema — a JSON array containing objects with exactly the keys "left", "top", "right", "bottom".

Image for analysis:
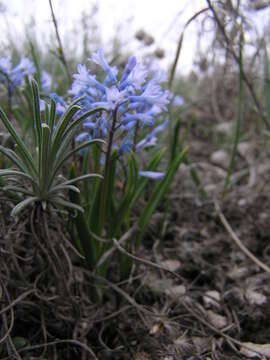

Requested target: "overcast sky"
[{"left": 0, "top": 0, "right": 269, "bottom": 74}]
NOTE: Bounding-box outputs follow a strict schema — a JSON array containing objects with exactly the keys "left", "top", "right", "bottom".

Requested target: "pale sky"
[{"left": 0, "top": 0, "right": 269, "bottom": 74}]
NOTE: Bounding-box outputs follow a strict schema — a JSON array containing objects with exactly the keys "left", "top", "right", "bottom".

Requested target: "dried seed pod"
[
  {"left": 144, "top": 34, "right": 155, "bottom": 46},
  {"left": 154, "top": 48, "right": 165, "bottom": 59},
  {"left": 135, "top": 29, "right": 146, "bottom": 41}
]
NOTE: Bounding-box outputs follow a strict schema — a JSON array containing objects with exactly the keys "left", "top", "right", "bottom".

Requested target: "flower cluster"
[
  {"left": 40, "top": 92, "right": 66, "bottom": 117},
  {"left": 0, "top": 55, "right": 66, "bottom": 116},
  {"left": 0, "top": 56, "right": 35, "bottom": 91},
  {"left": 39, "top": 70, "right": 66, "bottom": 116},
  {"left": 70, "top": 49, "right": 170, "bottom": 158}
]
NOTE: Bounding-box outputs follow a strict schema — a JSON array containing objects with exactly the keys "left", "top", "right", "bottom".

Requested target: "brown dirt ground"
[{"left": 1, "top": 124, "right": 270, "bottom": 359}]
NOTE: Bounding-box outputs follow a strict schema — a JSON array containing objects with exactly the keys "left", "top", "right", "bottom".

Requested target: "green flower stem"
[
  {"left": 132, "top": 120, "right": 139, "bottom": 153},
  {"left": 98, "top": 107, "right": 118, "bottom": 234}
]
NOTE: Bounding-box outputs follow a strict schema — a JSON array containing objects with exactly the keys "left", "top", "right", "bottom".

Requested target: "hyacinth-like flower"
[
  {"left": 171, "top": 94, "right": 184, "bottom": 107},
  {"left": 40, "top": 92, "right": 66, "bottom": 117},
  {"left": 40, "top": 71, "right": 67, "bottom": 117},
  {"left": 0, "top": 56, "right": 35, "bottom": 92},
  {"left": 0, "top": 57, "right": 12, "bottom": 80},
  {"left": 41, "top": 70, "right": 53, "bottom": 94},
  {"left": 71, "top": 48, "right": 170, "bottom": 156}
]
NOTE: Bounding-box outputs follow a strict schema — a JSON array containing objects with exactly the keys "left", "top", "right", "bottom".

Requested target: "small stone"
[
  {"left": 192, "top": 336, "right": 211, "bottom": 354},
  {"left": 228, "top": 266, "right": 249, "bottom": 280},
  {"left": 149, "top": 322, "right": 163, "bottom": 335},
  {"left": 215, "top": 121, "right": 233, "bottom": 136},
  {"left": 207, "top": 310, "right": 227, "bottom": 329},
  {"left": 245, "top": 289, "right": 267, "bottom": 305},
  {"left": 240, "top": 342, "right": 270, "bottom": 357},
  {"left": 238, "top": 141, "right": 254, "bottom": 159},
  {"left": 203, "top": 290, "right": 221, "bottom": 308},
  {"left": 160, "top": 259, "right": 181, "bottom": 272},
  {"left": 210, "top": 150, "right": 230, "bottom": 168},
  {"left": 165, "top": 285, "right": 186, "bottom": 298},
  {"left": 238, "top": 198, "right": 247, "bottom": 206}
]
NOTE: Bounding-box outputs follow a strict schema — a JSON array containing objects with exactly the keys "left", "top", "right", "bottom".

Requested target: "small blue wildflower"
[
  {"left": 76, "top": 132, "right": 92, "bottom": 142},
  {"left": 121, "top": 63, "right": 147, "bottom": 91},
  {"left": 172, "top": 95, "right": 184, "bottom": 107},
  {"left": 41, "top": 71, "right": 52, "bottom": 93},
  {"left": 91, "top": 48, "right": 118, "bottom": 84},
  {"left": 138, "top": 171, "right": 165, "bottom": 179},
  {"left": 70, "top": 48, "right": 169, "bottom": 153},
  {"left": 119, "top": 137, "right": 133, "bottom": 155},
  {"left": 0, "top": 56, "right": 35, "bottom": 92},
  {"left": 121, "top": 56, "right": 137, "bottom": 83},
  {"left": 50, "top": 93, "right": 66, "bottom": 116},
  {"left": 123, "top": 112, "right": 155, "bottom": 126},
  {"left": 10, "top": 57, "right": 35, "bottom": 86},
  {"left": 136, "top": 120, "right": 168, "bottom": 151},
  {"left": 0, "top": 57, "right": 11, "bottom": 78},
  {"left": 39, "top": 93, "right": 66, "bottom": 117},
  {"left": 104, "top": 86, "right": 127, "bottom": 110}
]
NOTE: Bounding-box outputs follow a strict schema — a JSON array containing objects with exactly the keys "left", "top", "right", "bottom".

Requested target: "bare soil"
[{"left": 1, "top": 125, "right": 270, "bottom": 359}]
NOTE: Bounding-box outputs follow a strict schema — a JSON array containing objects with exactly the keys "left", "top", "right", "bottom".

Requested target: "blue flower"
[
  {"left": 41, "top": 71, "right": 52, "bottom": 93},
  {"left": 0, "top": 57, "right": 11, "bottom": 76},
  {"left": 71, "top": 48, "right": 169, "bottom": 154},
  {"left": 39, "top": 93, "right": 66, "bottom": 117},
  {"left": 136, "top": 120, "right": 168, "bottom": 151},
  {"left": 11, "top": 57, "right": 35, "bottom": 86},
  {"left": 129, "top": 81, "right": 169, "bottom": 110},
  {"left": 104, "top": 86, "right": 127, "bottom": 110},
  {"left": 121, "top": 56, "right": 137, "bottom": 83},
  {"left": 119, "top": 137, "right": 133, "bottom": 155},
  {"left": 76, "top": 132, "right": 92, "bottom": 142},
  {"left": 0, "top": 56, "right": 35, "bottom": 91},
  {"left": 50, "top": 93, "right": 66, "bottom": 116},
  {"left": 138, "top": 171, "right": 164, "bottom": 179},
  {"left": 121, "top": 63, "right": 147, "bottom": 91},
  {"left": 91, "top": 48, "right": 118, "bottom": 84}
]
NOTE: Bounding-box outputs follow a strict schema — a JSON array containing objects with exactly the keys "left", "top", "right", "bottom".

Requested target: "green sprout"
[{"left": 0, "top": 79, "right": 105, "bottom": 217}]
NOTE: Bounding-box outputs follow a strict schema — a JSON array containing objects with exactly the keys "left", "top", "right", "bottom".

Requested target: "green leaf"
[
  {"left": 3, "top": 186, "right": 33, "bottom": 196},
  {"left": 49, "top": 98, "right": 56, "bottom": 132},
  {"left": 130, "top": 147, "right": 166, "bottom": 208},
  {"left": 51, "top": 139, "right": 105, "bottom": 184},
  {"left": 49, "top": 184, "right": 80, "bottom": 194},
  {"left": 109, "top": 152, "right": 138, "bottom": 237},
  {"left": 0, "top": 146, "right": 28, "bottom": 172},
  {"left": 0, "top": 169, "right": 36, "bottom": 183},
  {"left": 11, "top": 197, "right": 38, "bottom": 217},
  {"left": 29, "top": 39, "right": 41, "bottom": 87},
  {"left": 53, "top": 197, "right": 84, "bottom": 213},
  {"left": 82, "top": 147, "right": 91, "bottom": 208},
  {"left": 59, "top": 173, "right": 103, "bottom": 186},
  {"left": 0, "top": 107, "right": 37, "bottom": 176},
  {"left": 69, "top": 162, "right": 97, "bottom": 269},
  {"left": 31, "top": 79, "right": 42, "bottom": 160},
  {"left": 87, "top": 143, "right": 102, "bottom": 219},
  {"left": 51, "top": 104, "right": 82, "bottom": 154},
  {"left": 137, "top": 147, "right": 188, "bottom": 246},
  {"left": 62, "top": 107, "right": 107, "bottom": 140},
  {"left": 170, "top": 118, "right": 181, "bottom": 162},
  {"left": 40, "top": 123, "right": 51, "bottom": 192},
  {"left": 105, "top": 148, "right": 118, "bottom": 220}
]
